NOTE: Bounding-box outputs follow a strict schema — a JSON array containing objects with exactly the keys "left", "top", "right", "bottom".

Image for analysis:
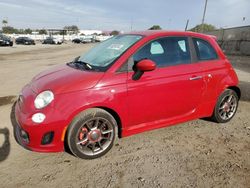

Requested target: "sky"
[{"left": 0, "top": 0, "right": 249, "bottom": 31}]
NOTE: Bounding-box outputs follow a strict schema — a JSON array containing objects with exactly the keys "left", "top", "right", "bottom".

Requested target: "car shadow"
[{"left": 0, "top": 127, "right": 10, "bottom": 162}]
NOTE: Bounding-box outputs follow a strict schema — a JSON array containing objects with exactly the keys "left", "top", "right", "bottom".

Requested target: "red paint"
[
  {"left": 14, "top": 31, "right": 239, "bottom": 152},
  {"left": 136, "top": 59, "right": 156, "bottom": 72}
]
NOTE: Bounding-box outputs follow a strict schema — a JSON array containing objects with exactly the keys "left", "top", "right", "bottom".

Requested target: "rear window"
[{"left": 193, "top": 38, "right": 218, "bottom": 61}]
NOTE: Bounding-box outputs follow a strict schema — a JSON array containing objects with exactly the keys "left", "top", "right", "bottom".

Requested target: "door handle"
[{"left": 189, "top": 76, "right": 202, "bottom": 81}]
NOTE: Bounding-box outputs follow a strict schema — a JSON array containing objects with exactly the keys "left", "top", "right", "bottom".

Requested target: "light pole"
[{"left": 201, "top": 0, "right": 208, "bottom": 33}]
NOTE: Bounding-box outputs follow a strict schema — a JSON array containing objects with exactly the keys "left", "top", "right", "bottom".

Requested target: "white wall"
[
  {"left": 5, "top": 34, "right": 80, "bottom": 41},
  {"left": 4, "top": 30, "right": 111, "bottom": 41}
]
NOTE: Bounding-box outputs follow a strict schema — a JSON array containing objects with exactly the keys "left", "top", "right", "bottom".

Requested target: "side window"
[
  {"left": 193, "top": 38, "right": 218, "bottom": 61},
  {"left": 178, "top": 40, "right": 187, "bottom": 52},
  {"left": 150, "top": 41, "right": 164, "bottom": 54},
  {"left": 131, "top": 37, "right": 191, "bottom": 70}
]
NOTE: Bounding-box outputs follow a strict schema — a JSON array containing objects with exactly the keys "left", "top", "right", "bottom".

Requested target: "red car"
[{"left": 14, "top": 31, "right": 240, "bottom": 159}]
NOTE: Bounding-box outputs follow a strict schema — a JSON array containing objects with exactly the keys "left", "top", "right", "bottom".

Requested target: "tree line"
[
  {"left": 1, "top": 26, "right": 47, "bottom": 34},
  {"left": 1, "top": 18, "right": 217, "bottom": 34},
  {"left": 147, "top": 24, "right": 216, "bottom": 32}
]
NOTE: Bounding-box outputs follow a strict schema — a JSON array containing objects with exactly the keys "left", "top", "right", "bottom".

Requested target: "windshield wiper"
[
  {"left": 69, "top": 56, "right": 93, "bottom": 70},
  {"left": 67, "top": 56, "right": 104, "bottom": 71},
  {"left": 74, "top": 60, "right": 93, "bottom": 70}
]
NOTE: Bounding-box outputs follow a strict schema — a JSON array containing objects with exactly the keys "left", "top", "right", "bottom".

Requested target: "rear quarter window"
[{"left": 193, "top": 38, "right": 218, "bottom": 61}]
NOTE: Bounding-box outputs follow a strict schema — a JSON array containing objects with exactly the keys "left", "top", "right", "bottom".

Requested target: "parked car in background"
[
  {"left": 72, "top": 38, "right": 82, "bottom": 43},
  {"left": 0, "top": 34, "right": 13, "bottom": 46},
  {"left": 16, "top": 37, "right": 35, "bottom": 45},
  {"left": 82, "top": 38, "right": 92, "bottom": 43},
  {"left": 72, "top": 36, "right": 93, "bottom": 44},
  {"left": 82, "top": 36, "right": 93, "bottom": 43},
  {"left": 14, "top": 31, "right": 240, "bottom": 159},
  {"left": 94, "top": 35, "right": 112, "bottom": 42},
  {"left": 42, "top": 37, "right": 62, "bottom": 45}
]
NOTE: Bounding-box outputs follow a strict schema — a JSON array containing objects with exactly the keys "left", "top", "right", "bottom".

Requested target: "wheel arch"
[
  {"left": 95, "top": 106, "right": 122, "bottom": 138},
  {"left": 66, "top": 106, "right": 123, "bottom": 140},
  {"left": 227, "top": 86, "right": 241, "bottom": 99},
  {"left": 63, "top": 106, "right": 123, "bottom": 155}
]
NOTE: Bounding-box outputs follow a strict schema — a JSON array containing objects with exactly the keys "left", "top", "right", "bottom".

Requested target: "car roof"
[{"left": 126, "top": 30, "right": 214, "bottom": 40}]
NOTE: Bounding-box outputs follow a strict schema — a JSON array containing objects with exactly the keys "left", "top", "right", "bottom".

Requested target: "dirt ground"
[{"left": 0, "top": 43, "right": 249, "bottom": 188}]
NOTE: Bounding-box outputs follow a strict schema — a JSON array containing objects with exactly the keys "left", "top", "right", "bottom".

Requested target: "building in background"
[{"left": 79, "top": 30, "right": 102, "bottom": 35}]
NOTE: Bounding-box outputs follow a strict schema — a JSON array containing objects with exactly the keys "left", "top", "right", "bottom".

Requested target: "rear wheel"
[
  {"left": 211, "top": 89, "right": 238, "bottom": 123},
  {"left": 67, "top": 108, "right": 117, "bottom": 159}
]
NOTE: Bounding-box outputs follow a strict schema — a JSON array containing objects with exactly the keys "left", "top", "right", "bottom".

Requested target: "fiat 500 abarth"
[{"left": 14, "top": 31, "right": 240, "bottom": 159}]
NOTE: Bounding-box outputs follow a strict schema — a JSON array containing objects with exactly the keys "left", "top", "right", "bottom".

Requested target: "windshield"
[
  {"left": 78, "top": 35, "right": 142, "bottom": 69},
  {"left": 0, "top": 35, "right": 9, "bottom": 40}
]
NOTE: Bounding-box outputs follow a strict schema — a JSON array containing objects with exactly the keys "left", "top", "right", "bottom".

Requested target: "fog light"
[
  {"left": 41, "top": 132, "right": 54, "bottom": 145},
  {"left": 32, "top": 113, "right": 46, "bottom": 123}
]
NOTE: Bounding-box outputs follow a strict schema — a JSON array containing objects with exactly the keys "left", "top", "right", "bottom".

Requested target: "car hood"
[
  {"left": 2, "top": 38, "right": 12, "bottom": 42},
  {"left": 30, "top": 64, "right": 104, "bottom": 94}
]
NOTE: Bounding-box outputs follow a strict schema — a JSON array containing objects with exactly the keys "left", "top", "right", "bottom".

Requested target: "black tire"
[
  {"left": 66, "top": 108, "right": 117, "bottom": 159},
  {"left": 211, "top": 89, "right": 239, "bottom": 123}
]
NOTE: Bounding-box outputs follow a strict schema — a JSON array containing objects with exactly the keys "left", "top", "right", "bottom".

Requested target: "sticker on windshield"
[{"left": 108, "top": 44, "right": 124, "bottom": 50}]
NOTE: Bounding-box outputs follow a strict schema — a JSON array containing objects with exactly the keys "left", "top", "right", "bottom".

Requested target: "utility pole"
[
  {"left": 201, "top": 0, "right": 208, "bottom": 33},
  {"left": 185, "top": 19, "right": 189, "bottom": 31},
  {"left": 130, "top": 18, "right": 133, "bottom": 31}
]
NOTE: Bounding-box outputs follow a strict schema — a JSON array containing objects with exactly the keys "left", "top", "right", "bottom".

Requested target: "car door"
[
  {"left": 192, "top": 37, "right": 226, "bottom": 102},
  {"left": 127, "top": 36, "right": 205, "bottom": 127}
]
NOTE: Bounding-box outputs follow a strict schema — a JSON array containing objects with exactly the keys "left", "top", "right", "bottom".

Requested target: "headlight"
[{"left": 34, "top": 90, "right": 54, "bottom": 109}]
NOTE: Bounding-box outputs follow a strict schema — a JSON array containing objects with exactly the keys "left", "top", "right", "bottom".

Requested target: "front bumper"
[
  {"left": 14, "top": 102, "right": 66, "bottom": 152},
  {"left": 0, "top": 41, "right": 13, "bottom": 46}
]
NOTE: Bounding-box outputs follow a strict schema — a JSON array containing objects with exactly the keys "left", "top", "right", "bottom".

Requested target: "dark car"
[
  {"left": 16, "top": 37, "right": 35, "bottom": 45},
  {"left": 72, "top": 38, "right": 82, "bottom": 43},
  {"left": 42, "top": 37, "right": 62, "bottom": 45},
  {"left": 0, "top": 34, "right": 13, "bottom": 46}
]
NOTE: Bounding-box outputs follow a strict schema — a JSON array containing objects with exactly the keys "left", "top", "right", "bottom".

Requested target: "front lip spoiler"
[
  {"left": 11, "top": 102, "right": 31, "bottom": 151},
  {"left": 13, "top": 122, "right": 31, "bottom": 151}
]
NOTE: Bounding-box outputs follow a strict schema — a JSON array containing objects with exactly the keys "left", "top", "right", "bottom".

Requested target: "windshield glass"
[
  {"left": 0, "top": 35, "right": 9, "bottom": 40},
  {"left": 78, "top": 35, "right": 142, "bottom": 68}
]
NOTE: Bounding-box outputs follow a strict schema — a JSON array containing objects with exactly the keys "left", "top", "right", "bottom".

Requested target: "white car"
[{"left": 43, "top": 37, "right": 63, "bottom": 45}]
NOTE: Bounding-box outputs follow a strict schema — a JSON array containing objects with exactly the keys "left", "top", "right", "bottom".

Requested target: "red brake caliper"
[{"left": 79, "top": 127, "right": 88, "bottom": 145}]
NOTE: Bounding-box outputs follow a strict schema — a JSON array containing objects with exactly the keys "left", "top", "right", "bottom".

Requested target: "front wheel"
[
  {"left": 211, "top": 89, "right": 239, "bottom": 123},
  {"left": 66, "top": 108, "right": 117, "bottom": 159}
]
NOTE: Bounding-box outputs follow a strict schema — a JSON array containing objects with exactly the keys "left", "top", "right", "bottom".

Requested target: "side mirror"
[
  {"left": 133, "top": 59, "right": 156, "bottom": 80},
  {"left": 136, "top": 59, "right": 156, "bottom": 72}
]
